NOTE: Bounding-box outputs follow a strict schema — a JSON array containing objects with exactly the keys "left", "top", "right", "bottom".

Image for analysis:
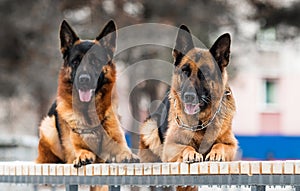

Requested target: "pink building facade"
[{"left": 231, "top": 38, "right": 300, "bottom": 136}]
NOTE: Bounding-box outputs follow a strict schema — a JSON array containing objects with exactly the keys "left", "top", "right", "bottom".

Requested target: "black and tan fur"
[
  {"left": 36, "top": 20, "right": 139, "bottom": 172},
  {"left": 139, "top": 25, "right": 238, "bottom": 167}
]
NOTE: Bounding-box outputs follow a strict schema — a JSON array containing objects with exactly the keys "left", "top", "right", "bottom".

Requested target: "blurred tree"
[
  {"left": 143, "top": 0, "right": 236, "bottom": 44},
  {"left": 247, "top": 0, "right": 300, "bottom": 39},
  {"left": 0, "top": 0, "right": 63, "bottom": 136}
]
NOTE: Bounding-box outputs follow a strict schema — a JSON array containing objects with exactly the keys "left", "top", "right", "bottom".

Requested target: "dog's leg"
[
  {"left": 205, "top": 142, "right": 237, "bottom": 161},
  {"left": 90, "top": 185, "right": 109, "bottom": 191},
  {"left": 36, "top": 116, "right": 64, "bottom": 163},
  {"left": 113, "top": 146, "right": 140, "bottom": 163},
  {"left": 176, "top": 186, "right": 198, "bottom": 191},
  {"left": 100, "top": 115, "right": 140, "bottom": 163},
  {"left": 139, "top": 119, "right": 163, "bottom": 162},
  {"left": 36, "top": 139, "right": 63, "bottom": 163},
  {"left": 205, "top": 130, "right": 237, "bottom": 161},
  {"left": 138, "top": 148, "right": 161, "bottom": 162},
  {"left": 72, "top": 149, "right": 96, "bottom": 168},
  {"left": 162, "top": 143, "right": 203, "bottom": 163}
]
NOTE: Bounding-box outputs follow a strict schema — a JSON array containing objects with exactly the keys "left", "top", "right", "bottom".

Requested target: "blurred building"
[{"left": 231, "top": 28, "right": 300, "bottom": 159}]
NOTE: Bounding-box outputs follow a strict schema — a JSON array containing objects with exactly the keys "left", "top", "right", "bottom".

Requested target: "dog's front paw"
[
  {"left": 205, "top": 147, "right": 225, "bottom": 161},
  {"left": 73, "top": 150, "right": 96, "bottom": 168},
  {"left": 182, "top": 147, "right": 203, "bottom": 163},
  {"left": 116, "top": 151, "right": 140, "bottom": 163}
]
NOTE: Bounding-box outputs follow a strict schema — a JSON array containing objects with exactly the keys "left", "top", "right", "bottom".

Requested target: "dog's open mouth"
[
  {"left": 78, "top": 89, "right": 95, "bottom": 102},
  {"left": 184, "top": 103, "right": 200, "bottom": 115}
]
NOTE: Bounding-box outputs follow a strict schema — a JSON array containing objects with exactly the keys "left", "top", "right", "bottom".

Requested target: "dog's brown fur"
[
  {"left": 36, "top": 20, "right": 139, "bottom": 173},
  {"left": 139, "top": 25, "right": 238, "bottom": 168}
]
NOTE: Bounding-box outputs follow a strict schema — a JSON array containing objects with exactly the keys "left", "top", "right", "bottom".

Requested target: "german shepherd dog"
[
  {"left": 139, "top": 25, "right": 238, "bottom": 167},
  {"left": 36, "top": 20, "right": 139, "bottom": 169}
]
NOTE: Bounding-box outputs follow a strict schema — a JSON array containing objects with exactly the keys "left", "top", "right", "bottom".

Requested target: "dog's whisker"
[{"left": 201, "top": 95, "right": 212, "bottom": 104}]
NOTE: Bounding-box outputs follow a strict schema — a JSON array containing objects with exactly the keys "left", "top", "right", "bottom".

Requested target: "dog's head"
[
  {"left": 172, "top": 25, "right": 231, "bottom": 120},
  {"left": 59, "top": 20, "right": 116, "bottom": 103}
]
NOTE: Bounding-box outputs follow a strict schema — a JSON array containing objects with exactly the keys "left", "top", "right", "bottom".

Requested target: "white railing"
[{"left": 0, "top": 161, "right": 300, "bottom": 191}]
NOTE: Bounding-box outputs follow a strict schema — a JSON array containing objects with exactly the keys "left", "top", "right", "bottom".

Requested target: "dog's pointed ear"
[
  {"left": 96, "top": 20, "right": 116, "bottom": 60},
  {"left": 173, "top": 25, "right": 194, "bottom": 66},
  {"left": 60, "top": 20, "right": 79, "bottom": 57},
  {"left": 210, "top": 33, "right": 231, "bottom": 71}
]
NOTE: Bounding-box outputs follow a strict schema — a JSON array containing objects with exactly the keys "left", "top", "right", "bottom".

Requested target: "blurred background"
[{"left": 0, "top": 0, "right": 300, "bottom": 162}]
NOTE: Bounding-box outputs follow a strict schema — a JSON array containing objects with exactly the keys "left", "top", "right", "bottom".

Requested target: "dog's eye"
[
  {"left": 198, "top": 69, "right": 209, "bottom": 81},
  {"left": 181, "top": 64, "right": 191, "bottom": 77},
  {"left": 72, "top": 60, "right": 79, "bottom": 65},
  {"left": 197, "top": 70, "right": 204, "bottom": 80},
  {"left": 71, "top": 56, "right": 81, "bottom": 65}
]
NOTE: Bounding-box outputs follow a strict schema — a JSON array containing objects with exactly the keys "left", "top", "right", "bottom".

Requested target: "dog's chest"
[
  {"left": 81, "top": 133, "right": 102, "bottom": 154},
  {"left": 185, "top": 130, "right": 206, "bottom": 149}
]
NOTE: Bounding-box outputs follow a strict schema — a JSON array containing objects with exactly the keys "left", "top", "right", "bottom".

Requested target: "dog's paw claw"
[
  {"left": 117, "top": 152, "right": 140, "bottom": 163},
  {"left": 205, "top": 150, "right": 225, "bottom": 162},
  {"left": 183, "top": 150, "right": 203, "bottom": 163},
  {"left": 73, "top": 150, "right": 96, "bottom": 168}
]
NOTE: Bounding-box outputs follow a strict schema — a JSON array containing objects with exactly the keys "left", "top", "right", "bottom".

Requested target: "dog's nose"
[
  {"left": 79, "top": 74, "right": 91, "bottom": 84},
  {"left": 184, "top": 92, "right": 197, "bottom": 103}
]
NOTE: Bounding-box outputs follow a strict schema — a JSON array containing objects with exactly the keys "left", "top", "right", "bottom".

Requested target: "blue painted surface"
[
  {"left": 236, "top": 135, "right": 300, "bottom": 160},
  {"left": 125, "top": 133, "right": 132, "bottom": 148},
  {"left": 125, "top": 133, "right": 300, "bottom": 160}
]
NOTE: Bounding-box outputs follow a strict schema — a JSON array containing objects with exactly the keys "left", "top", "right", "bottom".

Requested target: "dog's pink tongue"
[
  {"left": 184, "top": 104, "right": 199, "bottom": 115},
  {"left": 78, "top": 89, "right": 92, "bottom": 102}
]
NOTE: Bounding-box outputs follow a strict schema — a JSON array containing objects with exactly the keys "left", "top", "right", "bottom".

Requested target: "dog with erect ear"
[
  {"left": 139, "top": 25, "right": 238, "bottom": 179},
  {"left": 36, "top": 20, "right": 139, "bottom": 174}
]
